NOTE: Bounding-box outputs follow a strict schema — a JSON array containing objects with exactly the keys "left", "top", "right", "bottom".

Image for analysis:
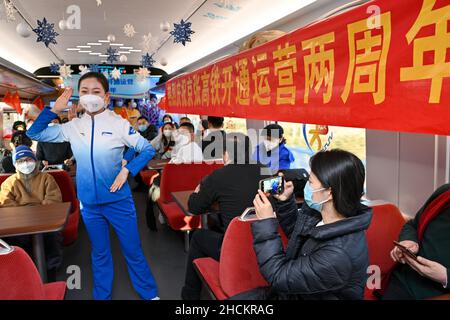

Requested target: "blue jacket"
[
  {"left": 27, "top": 108, "right": 155, "bottom": 205},
  {"left": 253, "top": 143, "right": 295, "bottom": 172}
]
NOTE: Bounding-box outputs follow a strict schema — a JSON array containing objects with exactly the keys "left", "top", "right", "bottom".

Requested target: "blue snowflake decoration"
[
  {"left": 105, "top": 47, "right": 118, "bottom": 64},
  {"left": 170, "top": 19, "right": 195, "bottom": 46},
  {"left": 49, "top": 63, "right": 60, "bottom": 74},
  {"left": 33, "top": 18, "right": 59, "bottom": 47},
  {"left": 141, "top": 53, "right": 155, "bottom": 68},
  {"left": 89, "top": 64, "right": 100, "bottom": 72}
]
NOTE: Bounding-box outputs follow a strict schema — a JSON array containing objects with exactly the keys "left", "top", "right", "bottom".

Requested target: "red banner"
[
  {"left": 32, "top": 96, "right": 44, "bottom": 111},
  {"left": 3, "top": 91, "right": 22, "bottom": 114},
  {"left": 163, "top": 0, "right": 450, "bottom": 135}
]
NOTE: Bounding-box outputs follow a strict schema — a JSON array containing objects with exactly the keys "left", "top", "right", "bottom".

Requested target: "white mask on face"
[
  {"left": 263, "top": 139, "right": 279, "bottom": 151},
  {"left": 116, "top": 100, "right": 124, "bottom": 107},
  {"left": 16, "top": 161, "right": 36, "bottom": 175},
  {"left": 175, "top": 132, "right": 190, "bottom": 146},
  {"left": 79, "top": 94, "right": 105, "bottom": 113},
  {"left": 163, "top": 129, "right": 172, "bottom": 138}
]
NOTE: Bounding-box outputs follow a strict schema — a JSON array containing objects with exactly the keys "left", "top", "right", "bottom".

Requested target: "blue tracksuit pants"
[{"left": 80, "top": 196, "right": 158, "bottom": 300}]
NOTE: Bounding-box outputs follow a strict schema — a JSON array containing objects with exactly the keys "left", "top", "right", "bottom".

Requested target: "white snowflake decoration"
[
  {"left": 3, "top": 0, "right": 15, "bottom": 22},
  {"left": 140, "top": 32, "right": 153, "bottom": 52},
  {"left": 59, "top": 64, "right": 73, "bottom": 79},
  {"left": 135, "top": 67, "right": 150, "bottom": 82},
  {"left": 111, "top": 67, "right": 121, "bottom": 80},
  {"left": 96, "top": 0, "right": 102, "bottom": 7},
  {"left": 123, "top": 23, "right": 137, "bottom": 38},
  {"left": 79, "top": 65, "right": 90, "bottom": 76}
]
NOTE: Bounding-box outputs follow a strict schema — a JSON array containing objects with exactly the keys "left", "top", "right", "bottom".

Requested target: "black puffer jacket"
[{"left": 251, "top": 196, "right": 372, "bottom": 300}]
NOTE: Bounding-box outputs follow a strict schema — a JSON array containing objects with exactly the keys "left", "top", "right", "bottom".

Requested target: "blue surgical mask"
[
  {"left": 303, "top": 182, "right": 329, "bottom": 212},
  {"left": 138, "top": 124, "right": 148, "bottom": 132}
]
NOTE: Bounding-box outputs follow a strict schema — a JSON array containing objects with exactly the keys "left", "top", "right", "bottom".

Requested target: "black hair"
[
  {"left": 208, "top": 116, "right": 224, "bottom": 128},
  {"left": 53, "top": 116, "right": 62, "bottom": 124},
  {"left": 180, "top": 116, "right": 191, "bottom": 123},
  {"left": 223, "top": 132, "right": 252, "bottom": 164},
  {"left": 263, "top": 123, "right": 286, "bottom": 145},
  {"left": 149, "top": 93, "right": 157, "bottom": 100},
  {"left": 163, "top": 114, "right": 173, "bottom": 122},
  {"left": 12, "top": 121, "right": 26, "bottom": 131},
  {"left": 78, "top": 72, "right": 109, "bottom": 93},
  {"left": 179, "top": 122, "right": 195, "bottom": 133},
  {"left": 137, "top": 116, "right": 148, "bottom": 122},
  {"left": 310, "top": 149, "right": 365, "bottom": 217},
  {"left": 161, "top": 122, "right": 176, "bottom": 146},
  {"left": 11, "top": 131, "right": 32, "bottom": 148}
]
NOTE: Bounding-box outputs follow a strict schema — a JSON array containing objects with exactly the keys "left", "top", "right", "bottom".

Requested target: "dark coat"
[{"left": 247, "top": 196, "right": 372, "bottom": 300}]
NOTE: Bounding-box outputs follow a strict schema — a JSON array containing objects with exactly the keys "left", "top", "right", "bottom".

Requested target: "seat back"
[
  {"left": 218, "top": 217, "right": 289, "bottom": 297},
  {"left": 365, "top": 203, "right": 406, "bottom": 298},
  {"left": 0, "top": 173, "right": 12, "bottom": 185},
  {"left": 0, "top": 243, "right": 45, "bottom": 299},
  {"left": 159, "top": 162, "right": 223, "bottom": 203}
]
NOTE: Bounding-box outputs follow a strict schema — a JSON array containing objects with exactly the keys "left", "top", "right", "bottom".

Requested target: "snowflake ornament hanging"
[
  {"left": 170, "top": 19, "right": 195, "bottom": 46},
  {"left": 96, "top": 0, "right": 102, "bottom": 7},
  {"left": 79, "top": 65, "right": 90, "bottom": 76},
  {"left": 135, "top": 67, "right": 150, "bottom": 82},
  {"left": 89, "top": 64, "right": 100, "bottom": 72},
  {"left": 123, "top": 23, "right": 137, "bottom": 38},
  {"left": 140, "top": 32, "right": 153, "bottom": 52},
  {"left": 49, "top": 62, "right": 60, "bottom": 74},
  {"left": 105, "top": 47, "right": 118, "bottom": 63},
  {"left": 141, "top": 53, "right": 155, "bottom": 68},
  {"left": 59, "top": 64, "right": 73, "bottom": 79},
  {"left": 111, "top": 67, "right": 121, "bottom": 80},
  {"left": 33, "top": 17, "right": 59, "bottom": 47},
  {"left": 3, "top": 0, "right": 16, "bottom": 22}
]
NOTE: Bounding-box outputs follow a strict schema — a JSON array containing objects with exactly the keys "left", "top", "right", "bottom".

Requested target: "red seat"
[
  {"left": 365, "top": 203, "right": 405, "bottom": 300},
  {"left": 0, "top": 171, "right": 80, "bottom": 246},
  {"left": 156, "top": 162, "right": 223, "bottom": 232},
  {"left": 194, "top": 217, "right": 288, "bottom": 299},
  {"left": 139, "top": 169, "right": 159, "bottom": 186},
  {"left": 0, "top": 244, "right": 66, "bottom": 300}
]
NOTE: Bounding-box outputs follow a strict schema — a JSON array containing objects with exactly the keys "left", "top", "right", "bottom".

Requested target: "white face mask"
[
  {"left": 116, "top": 100, "right": 124, "bottom": 107},
  {"left": 131, "top": 102, "right": 137, "bottom": 108},
  {"left": 163, "top": 130, "right": 172, "bottom": 138},
  {"left": 263, "top": 139, "right": 279, "bottom": 151},
  {"left": 80, "top": 94, "right": 105, "bottom": 113},
  {"left": 16, "top": 160, "right": 36, "bottom": 175},
  {"left": 175, "top": 132, "right": 190, "bottom": 146}
]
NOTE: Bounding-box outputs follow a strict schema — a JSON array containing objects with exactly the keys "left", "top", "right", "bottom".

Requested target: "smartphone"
[
  {"left": 259, "top": 176, "right": 285, "bottom": 195},
  {"left": 393, "top": 241, "right": 418, "bottom": 260}
]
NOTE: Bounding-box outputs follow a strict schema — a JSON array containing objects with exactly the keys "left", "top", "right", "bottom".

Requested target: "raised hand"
[{"left": 52, "top": 87, "right": 73, "bottom": 114}]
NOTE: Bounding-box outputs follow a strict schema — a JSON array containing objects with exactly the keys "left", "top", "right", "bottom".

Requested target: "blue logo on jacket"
[{"left": 129, "top": 127, "right": 137, "bottom": 135}]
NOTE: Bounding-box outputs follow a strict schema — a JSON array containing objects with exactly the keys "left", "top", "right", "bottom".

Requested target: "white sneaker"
[
  {"left": 158, "top": 213, "right": 166, "bottom": 225},
  {"left": 151, "top": 296, "right": 160, "bottom": 300}
]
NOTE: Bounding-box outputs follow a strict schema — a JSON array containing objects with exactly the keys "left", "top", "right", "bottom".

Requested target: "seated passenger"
[
  {"left": 231, "top": 149, "right": 371, "bottom": 300},
  {"left": 383, "top": 183, "right": 449, "bottom": 300},
  {"left": 150, "top": 122, "right": 176, "bottom": 159},
  {"left": 201, "top": 116, "right": 226, "bottom": 160},
  {"left": 170, "top": 123, "right": 203, "bottom": 164},
  {"left": 36, "top": 117, "right": 74, "bottom": 169},
  {"left": 0, "top": 145, "right": 63, "bottom": 278},
  {"left": 12, "top": 120, "right": 26, "bottom": 134},
  {"left": 2, "top": 131, "right": 33, "bottom": 174},
  {"left": 181, "top": 133, "right": 270, "bottom": 300},
  {"left": 136, "top": 116, "right": 158, "bottom": 141},
  {"left": 253, "top": 123, "right": 294, "bottom": 173}
]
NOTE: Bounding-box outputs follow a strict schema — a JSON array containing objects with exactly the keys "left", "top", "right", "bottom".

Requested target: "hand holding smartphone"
[
  {"left": 259, "top": 176, "right": 285, "bottom": 196},
  {"left": 393, "top": 241, "right": 418, "bottom": 261}
]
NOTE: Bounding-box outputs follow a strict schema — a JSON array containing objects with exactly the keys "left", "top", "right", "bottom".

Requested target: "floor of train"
[{"left": 56, "top": 188, "right": 190, "bottom": 300}]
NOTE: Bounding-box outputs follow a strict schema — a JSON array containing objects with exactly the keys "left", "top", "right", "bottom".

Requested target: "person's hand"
[
  {"left": 121, "top": 159, "right": 128, "bottom": 167},
  {"left": 52, "top": 87, "right": 73, "bottom": 113},
  {"left": 404, "top": 255, "right": 448, "bottom": 286},
  {"left": 42, "top": 160, "right": 49, "bottom": 167},
  {"left": 64, "top": 159, "right": 73, "bottom": 166},
  {"left": 110, "top": 167, "right": 129, "bottom": 193},
  {"left": 273, "top": 173, "right": 294, "bottom": 202},
  {"left": 194, "top": 184, "right": 201, "bottom": 193},
  {"left": 390, "top": 240, "right": 419, "bottom": 264},
  {"left": 254, "top": 190, "right": 276, "bottom": 220},
  {"left": 67, "top": 105, "right": 77, "bottom": 121}
]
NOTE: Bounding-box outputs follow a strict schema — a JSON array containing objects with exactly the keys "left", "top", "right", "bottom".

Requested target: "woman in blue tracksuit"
[
  {"left": 253, "top": 123, "right": 295, "bottom": 173},
  {"left": 27, "top": 72, "right": 158, "bottom": 300}
]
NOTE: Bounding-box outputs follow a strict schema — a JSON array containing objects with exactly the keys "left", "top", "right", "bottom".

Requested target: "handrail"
[{"left": 0, "top": 239, "right": 14, "bottom": 255}]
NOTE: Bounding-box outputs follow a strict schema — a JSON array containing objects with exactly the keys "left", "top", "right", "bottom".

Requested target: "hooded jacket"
[{"left": 251, "top": 196, "right": 373, "bottom": 300}]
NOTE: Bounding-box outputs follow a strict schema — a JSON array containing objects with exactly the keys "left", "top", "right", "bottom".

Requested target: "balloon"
[
  {"left": 58, "top": 20, "right": 68, "bottom": 31},
  {"left": 107, "top": 34, "right": 116, "bottom": 42},
  {"left": 160, "top": 58, "right": 168, "bottom": 66},
  {"left": 160, "top": 21, "right": 170, "bottom": 32},
  {"left": 16, "top": 22, "right": 31, "bottom": 38},
  {"left": 119, "top": 55, "right": 128, "bottom": 63}
]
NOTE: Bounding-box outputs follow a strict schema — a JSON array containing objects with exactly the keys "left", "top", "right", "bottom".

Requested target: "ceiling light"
[
  {"left": 79, "top": 50, "right": 92, "bottom": 53},
  {"left": 118, "top": 51, "right": 130, "bottom": 54},
  {"left": 110, "top": 43, "right": 124, "bottom": 46},
  {"left": 87, "top": 43, "right": 102, "bottom": 46},
  {"left": 77, "top": 45, "right": 91, "bottom": 48},
  {"left": 89, "top": 52, "right": 102, "bottom": 55},
  {"left": 100, "top": 60, "right": 107, "bottom": 63},
  {"left": 66, "top": 48, "right": 80, "bottom": 51},
  {"left": 98, "top": 40, "right": 110, "bottom": 43},
  {"left": 129, "top": 49, "right": 142, "bottom": 52},
  {"left": 99, "top": 54, "right": 108, "bottom": 57},
  {"left": 120, "top": 46, "right": 133, "bottom": 49}
]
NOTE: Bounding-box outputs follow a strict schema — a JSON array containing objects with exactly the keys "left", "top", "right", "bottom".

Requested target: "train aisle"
[{"left": 56, "top": 188, "right": 187, "bottom": 300}]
